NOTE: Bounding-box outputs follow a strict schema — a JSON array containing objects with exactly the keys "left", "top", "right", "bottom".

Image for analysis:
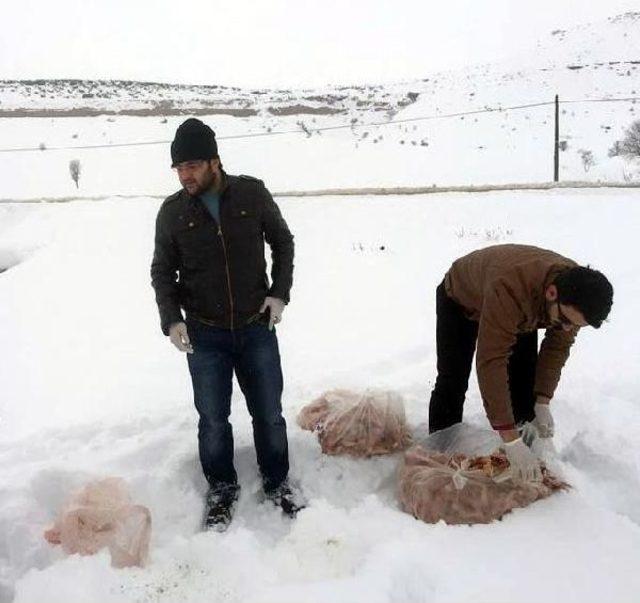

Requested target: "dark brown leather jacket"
[{"left": 151, "top": 174, "right": 294, "bottom": 334}]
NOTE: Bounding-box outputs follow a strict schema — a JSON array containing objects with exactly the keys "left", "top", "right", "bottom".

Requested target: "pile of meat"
[
  {"left": 398, "top": 445, "right": 570, "bottom": 524},
  {"left": 44, "top": 477, "right": 152, "bottom": 568},
  {"left": 297, "top": 389, "right": 412, "bottom": 457}
]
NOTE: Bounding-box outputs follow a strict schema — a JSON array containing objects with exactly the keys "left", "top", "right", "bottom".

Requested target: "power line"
[
  {"left": 0, "top": 101, "right": 555, "bottom": 153},
  {"left": 560, "top": 96, "right": 638, "bottom": 105},
  {"left": 0, "top": 95, "right": 635, "bottom": 154}
]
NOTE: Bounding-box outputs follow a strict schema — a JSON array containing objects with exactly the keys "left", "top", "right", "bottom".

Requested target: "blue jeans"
[{"left": 186, "top": 318, "right": 289, "bottom": 490}]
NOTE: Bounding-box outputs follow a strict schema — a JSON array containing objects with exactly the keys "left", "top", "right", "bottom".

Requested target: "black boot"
[
  {"left": 203, "top": 482, "right": 240, "bottom": 532},
  {"left": 264, "top": 479, "right": 305, "bottom": 518}
]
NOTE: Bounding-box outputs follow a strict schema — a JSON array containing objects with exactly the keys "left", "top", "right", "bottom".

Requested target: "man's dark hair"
[{"left": 554, "top": 266, "right": 613, "bottom": 328}]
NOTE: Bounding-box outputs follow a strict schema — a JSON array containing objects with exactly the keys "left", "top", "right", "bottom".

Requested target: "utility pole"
[{"left": 554, "top": 95, "right": 559, "bottom": 182}]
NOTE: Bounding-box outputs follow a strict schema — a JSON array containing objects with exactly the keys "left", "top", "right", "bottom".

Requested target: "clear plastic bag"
[
  {"left": 43, "top": 477, "right": 151, "bottom": 568},
  {"left": 398, "top": 424, "right": 569, "bottom": 524},
  {"left": 296, "top": 393, "right": 333, "bottom": 432},
  {"left": 412, "top": 422, "right": 503, "bottom": 457},
  {"left": 297, "top": 389, "right": 412, "bottom": 457}
]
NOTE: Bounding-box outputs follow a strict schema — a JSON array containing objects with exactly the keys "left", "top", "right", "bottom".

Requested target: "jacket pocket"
[{"left": 226, "top": 206, "right": 261, "bottom": 246}]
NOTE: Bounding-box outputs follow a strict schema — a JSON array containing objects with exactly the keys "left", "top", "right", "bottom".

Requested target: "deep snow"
[{"left": 1, "top": 188, "right": 639, "bottom": 603}]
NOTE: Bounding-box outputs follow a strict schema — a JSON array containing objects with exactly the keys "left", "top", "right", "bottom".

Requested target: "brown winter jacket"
[{"left": 444, "top": 244, "right": 578, "bottom": 431}]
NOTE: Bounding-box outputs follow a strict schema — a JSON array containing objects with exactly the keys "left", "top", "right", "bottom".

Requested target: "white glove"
[
  {"left": 169, "top": 322, "right": 193, "bottom": 354},
  {"left": 260, "top": 297, "right": 286, "bottom": 330},
  {"left": 533, "top": 403, "right": 554, "bottom": 438},
  {"left": 504, "top": 437, "right": 543, "bottom": 482},
  {"left": 520, "top": 421, "right": 538, "bottom": 448}
]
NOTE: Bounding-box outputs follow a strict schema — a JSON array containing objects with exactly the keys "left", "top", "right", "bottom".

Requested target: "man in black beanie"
[{"left": 151, "top": 118, "right": 302, "bottom": 530}]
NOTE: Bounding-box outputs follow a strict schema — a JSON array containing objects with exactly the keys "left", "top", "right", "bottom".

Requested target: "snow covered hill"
[
  {"left": 0, "top": 12, "right": 639, "bottom": 200},
  {"left": 1, "top": 12, "right": 638, "bottom": 117}
]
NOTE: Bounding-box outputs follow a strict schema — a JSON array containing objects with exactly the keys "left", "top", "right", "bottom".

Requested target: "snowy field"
[
  {"left": 1, "top": 188, "right": 639, "bottom": 602},
  {"left": 1, "top": 96, "right": 638, "bottom": 202}
]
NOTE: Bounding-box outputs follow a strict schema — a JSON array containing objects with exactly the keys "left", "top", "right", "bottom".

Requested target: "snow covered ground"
[{"left": 1, "top": 188, "right": 639, "bottom": 603}]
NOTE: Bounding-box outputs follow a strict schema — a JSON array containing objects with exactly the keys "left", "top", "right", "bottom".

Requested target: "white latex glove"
[
  {"left": 259, "top": 297, "right": 286, "bottom": 330},
  {"left": 532, "top": 402, "right": 554, "bottom": 438},
  {"left": 504, "top": 437, "right": 543, "bottom": 482},
  {"left": 169, "top": 322, "right": 193, "bottom": 354},
  {"left": 520, "top": 421, "right": 538, "bottom": 448}
]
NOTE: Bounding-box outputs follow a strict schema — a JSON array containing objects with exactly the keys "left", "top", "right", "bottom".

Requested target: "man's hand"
[
  {"left": 532, "top": 399, "right": 554, "bottom": 439},
  {"left": 504, "top": 437, "right": 543, "bottom": 482},
  {"left": 260, "top": 297, "right": 286, "bottom": 330},
  {"left": 169, "top": 322, "right": 193, "bottom": 354}
]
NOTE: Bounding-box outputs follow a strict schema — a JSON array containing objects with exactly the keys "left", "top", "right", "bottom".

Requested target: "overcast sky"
[{"left": 1, "top": 1, "right": 637, "bottom": 88}]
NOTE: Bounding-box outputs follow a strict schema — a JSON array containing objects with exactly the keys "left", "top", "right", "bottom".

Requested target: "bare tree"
[
  {"left": 609, "top": 120, "right": 640, "bottom": 157},
  {"left": 69, "top": 159, "right": 81, "bottom": 189},
  {"left": 296, "top": 121, "right": 312, "bottom": 138},
  {"left": 578, "top": 149, "right": 595, "bottom": 172}
]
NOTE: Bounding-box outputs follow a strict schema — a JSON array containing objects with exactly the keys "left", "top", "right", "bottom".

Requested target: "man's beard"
[{"left": 183, "top": 169, "right": 217, "bottom": 196}]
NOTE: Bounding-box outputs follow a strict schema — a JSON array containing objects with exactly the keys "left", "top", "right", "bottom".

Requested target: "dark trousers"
[
  {"left": 428, "top": 282, "right": 538, "bottom": 433},
  {"left": 186, "top": 319, "right": 289, "bottom": 490}
]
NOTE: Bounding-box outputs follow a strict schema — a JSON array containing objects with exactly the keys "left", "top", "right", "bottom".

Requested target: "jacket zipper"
[{"left": 218, "top": 224, "right": 235, "bottom": 331}]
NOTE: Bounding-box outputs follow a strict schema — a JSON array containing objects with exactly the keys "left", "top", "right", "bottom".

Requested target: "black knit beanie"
[{"left": 171, "top": 118, "right": 218, "bottom": 167}]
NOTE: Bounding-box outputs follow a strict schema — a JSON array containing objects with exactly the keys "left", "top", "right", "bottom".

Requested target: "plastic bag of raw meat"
[
  {"left": 43, "top": 477, "right": 151, "bottom": 568},
  {"left": 398, "top": 423, "right": 569, "bottom": 524},
  {"left": 297, "top": 389, "right": 412, "bottom": 456}
]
